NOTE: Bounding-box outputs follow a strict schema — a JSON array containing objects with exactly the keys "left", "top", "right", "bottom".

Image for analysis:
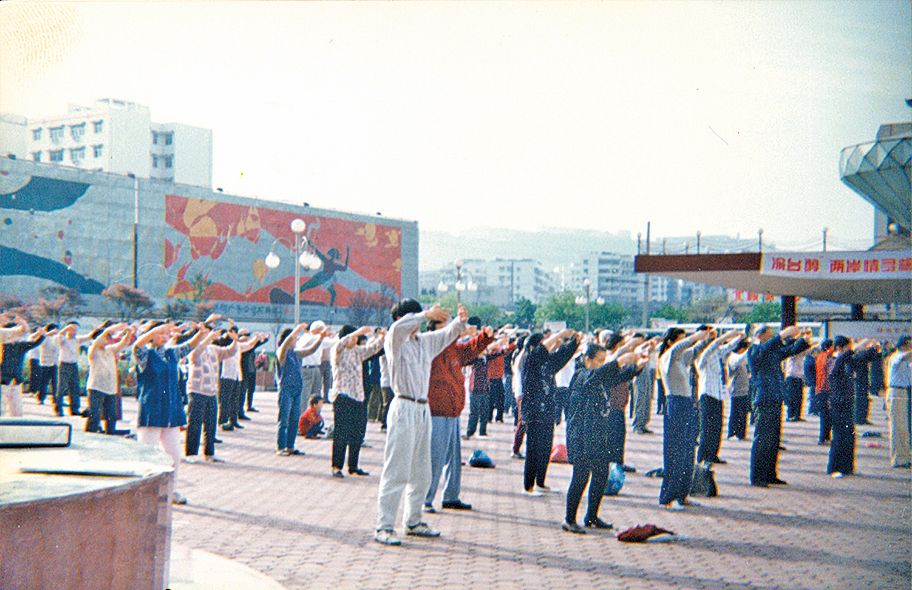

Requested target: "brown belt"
[{"left": 397, "top": 395, "right": 428, "bottom": 404}]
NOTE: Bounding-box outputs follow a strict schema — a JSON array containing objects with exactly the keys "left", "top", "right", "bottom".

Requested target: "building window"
[
  {"left": 70, "top": 123, "right": 85, "bottom": 141},
  {"left": 32, "top": 128, "right": 42, "bottom": 141},
  {"left": 31, "top": 151, "right": 41, "bottom": 162},
  {"left": 163, "top": 132, "right": 173, "bottom": 145},
  {"left": 164, "top": 155, "right": 173, "bottom": 168},
  {"left": 93, "top": 120, "right": 103, "bottom": 133},
  {"left": 152, "top": 132, "right": 159, "bottom": 145},
  {"left": 93, "top": 144, "right": 103, "bottom": 158},
  {"left": 49, "top": 126, "right": 64, "bottom": 143},
  {"left": 49, "top": 149, "right": 64, "bottom": 162},
  {"left": 70, "top": 146, "right": 85, "bottom": 163},
  {"left": 152, "top": 155, "right": 160, "bottom": 168}
]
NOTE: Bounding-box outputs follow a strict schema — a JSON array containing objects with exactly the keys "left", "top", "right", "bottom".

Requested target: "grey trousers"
[{"left": 632, "top": 368, "right": 655, "bottom": 431}]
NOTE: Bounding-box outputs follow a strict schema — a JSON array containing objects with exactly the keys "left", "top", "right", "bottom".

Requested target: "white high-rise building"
[
  {"left": 2, "top": 99, "right": 212, "bottom": 188},
  {"left": 568, "top": 251, "right": 670, "bottom": 306}
]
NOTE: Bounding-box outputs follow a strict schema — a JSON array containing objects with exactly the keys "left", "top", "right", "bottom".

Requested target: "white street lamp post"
[{"left": 291, "top": 218, "right": 306, "bottom": 325}]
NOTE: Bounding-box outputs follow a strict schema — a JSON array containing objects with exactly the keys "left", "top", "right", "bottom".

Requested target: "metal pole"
[
  {"left": 642, "top": 222, "right": 650, "bottom": 328},
  {"left": 130, "top": 174, "right": 138, "bottom": 289},
  {"left": 822, "top": 227, "right": 828, "bottom": 252},
  {"left": 294, "top": 236, "right": 301, "bottom": 326},
  {"left": 585, "top": 281, "right": 590, "bottom": 333}
]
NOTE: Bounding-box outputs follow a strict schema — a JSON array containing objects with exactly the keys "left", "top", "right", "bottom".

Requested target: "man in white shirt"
[
  {"left": 296, "top": 321, "right": 334, "bottom": 407},
  {"left": 887, "top": 336, "right": 912, "bottom": 468},
  {"left": 57, "top": 322, "right": 92, "bottom": 416},
  {"left": 36, "top": 324, "right": 61, "bottom": 413},
  {"left": 374, "top": 300, "right": 466, "bottom": 546}
]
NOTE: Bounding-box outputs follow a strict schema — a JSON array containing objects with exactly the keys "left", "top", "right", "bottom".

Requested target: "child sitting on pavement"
[{"left": 299, "top": 394, "right": 326, "bottom": 439}]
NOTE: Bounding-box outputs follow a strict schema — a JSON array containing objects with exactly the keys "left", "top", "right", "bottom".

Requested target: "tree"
[
  {"left": 649, "top": 303, "right": 688, "bottom": 324},
  {"left": 163, "top": 299, "right": 192, "bottom": 321},
  {"left": 103, "top": 283, "right": 155, "bottom": 322},
  {"left": 686, "top": 295, "right": 730, "bottom": 323},
  {"left": 512, "top": 297, "right": 536, "bottom": 329},
  {"left": 29, "top": 287, "right": 85, "bottom": 324},
  {"left": 534, "top": 291, "right": 584, "bottom": 330},
  {"left": 590, "top": 302, "right": 634, "bottom": 331},
  {"left": 465, "top": 303, "right": 506, "bottom": 328},
  {"left": 348, "top": 289, "right": 394, "bottom": 326},
  {"left": 739, "top": 301, "right": 782, "bottom": 324}
]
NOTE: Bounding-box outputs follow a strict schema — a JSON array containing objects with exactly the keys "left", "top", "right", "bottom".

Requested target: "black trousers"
[
  {"left": 785, "top": 377, "right": 804, "bottom": 420},
  {"left": 487, "top": 378, "right": 506, "bottom": 422},
  {"left": 566, "top": 460, "right": 610, "bottom": 525},
  {"left": 58, "top": 362, "right": 81, "bottom": 415},
  {"left": 466, "top": 391, "right": 489, "bottom": 436},
  {"left": 728, "top": 395, "right": 750, "bottom": 439},
  {"left": 36, "top": 365, "right": 57, "bottom": 407},
  {"left": 828, "top": 399, "right": 855, "bottom": 474},
  {"left": 697, "top": 395, "right": 723, "bottom": 463},
  {"left": 85, "top": 390, "right": 117, "bottom": 434},
  {"left": 656, "top": 380, "right": 666, "bottom": 414},
  {"left": 854, "top": 382, "right": 870, "bottom": 425},
  {"left": 605, "top": 409, "right": 626, "bottom": 464},
  {"left": 331, "top": 395, "right": 365, "bottom": 471},
  {"left": 218, "top": 378, "right": 242, "bottom": 426},
  {"left": 242, "top": 369, "right": 256, "bottom": 410},
  {"left": 750, "top": 401, "right": 782, "bottom": 485},
  {"left": 186, "top": 392, "right": 218, "bottom": 456},
  {"left": 524, "top": 419, "right": 555, "bottom": 490},
  {"left": 817, "top": 390, "right": 832, "bottom": 443}
]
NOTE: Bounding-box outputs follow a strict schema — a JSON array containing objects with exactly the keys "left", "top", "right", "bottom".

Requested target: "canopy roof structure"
[
  {"left": 634, "top": 250, "right": 911, "bottom": 305},
  {"left": 839, "top": 123, "right": 911, "bottom": 232}
]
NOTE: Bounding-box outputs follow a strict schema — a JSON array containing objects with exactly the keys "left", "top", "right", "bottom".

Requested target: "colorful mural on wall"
[
  {"left": 0, "top": 169, "right": 107, "bottom": 295},
  {"left": 163, "top": 194, "right": 402, "bottom": 309}
]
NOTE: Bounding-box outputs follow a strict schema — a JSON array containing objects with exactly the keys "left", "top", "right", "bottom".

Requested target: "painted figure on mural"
[{"left": 299, "top": 244, "right": 350, "bottom": 308}]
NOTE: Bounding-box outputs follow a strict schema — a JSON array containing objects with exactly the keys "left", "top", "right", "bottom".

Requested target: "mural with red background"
[{"left": 163, "top": 194, "right": 401, "bottom": 308}]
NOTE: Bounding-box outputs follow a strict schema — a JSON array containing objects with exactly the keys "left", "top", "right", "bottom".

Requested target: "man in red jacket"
[{"left": 423, "top": 320, "right": 495, "bottom": 513}]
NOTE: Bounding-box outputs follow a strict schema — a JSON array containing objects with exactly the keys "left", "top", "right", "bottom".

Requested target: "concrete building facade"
[
  {"left": 2, "top": 99, "right": 213, "bottom": 188},
  {"left": 0, "top": 157, "right": 417, "bottom": 325}
]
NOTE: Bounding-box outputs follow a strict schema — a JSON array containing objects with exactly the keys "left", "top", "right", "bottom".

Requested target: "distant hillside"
[
  {"left": 419, "top": 226, "right": 637, "bottom": 271},
  {"left": 419, "top": 226, "right": 764, "bottom": 271}
]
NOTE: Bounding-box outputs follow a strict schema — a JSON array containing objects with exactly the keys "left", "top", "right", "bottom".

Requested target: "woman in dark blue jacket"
[{"left": 563, "top": 343, "right": 643, "bottom": 533}]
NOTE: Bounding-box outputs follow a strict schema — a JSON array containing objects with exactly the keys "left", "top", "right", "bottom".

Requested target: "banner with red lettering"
[{"left": 761, "top": 251, "right": 911, "bottom": 280}]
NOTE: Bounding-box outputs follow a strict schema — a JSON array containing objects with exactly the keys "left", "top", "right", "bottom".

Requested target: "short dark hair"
[
  {"left": 279, "top": 328, "right": 293, "bottom": 346},
  {"left": 308, "top": 394, "right": 323, "bottom": 407},
  {"left": 820, "top": 339, "right": 833, "bottom": 351},
  {"left": 426, "top": 319, "right": 442, "bottom": 331},
  {"left": 833, "top": 335, "right": 851, "bottom": 349},
  {"left": 467, "top": 316, "right": 482, "bottom": 328},
  {"left": 584, "top": 343, "right": 606, "bottom": 360},
  {"left": 391, "top": 299, "right": 423, "bottom": 321},
  {"left": 897, "top": 335, "right": 912, "bottom": 350},
  {"left": 338, "top": 325, "right": 357, "bottom": 339}
]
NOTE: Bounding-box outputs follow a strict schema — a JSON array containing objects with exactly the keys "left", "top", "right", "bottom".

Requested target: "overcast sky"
[{"left": 2, "top": 1, "right": 909, "bottom": 251}]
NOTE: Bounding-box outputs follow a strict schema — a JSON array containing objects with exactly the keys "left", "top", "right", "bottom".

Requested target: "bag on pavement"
[{"left": 690, "top": 461, "right": 717, "bottom": 497}]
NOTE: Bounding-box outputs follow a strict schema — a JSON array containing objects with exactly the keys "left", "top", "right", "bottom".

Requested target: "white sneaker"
[
  {"left": 374, "top": 529, "right": 401, "bottom": 545},
  {"left": 406, "top": 522, "right": 441, "bottom": 537},
  {"left": 831, "top": 472, "right": 846, "bottom": 479},
  {"left": 522, "top": 488, "right": 543, "bottom": 497}
]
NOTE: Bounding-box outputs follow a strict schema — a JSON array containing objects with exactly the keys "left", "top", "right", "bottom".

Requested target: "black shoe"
[
  {"left": 561, "top": 522, "right": 586, "bottom": 534},
  {"left": 584, "top": 517, "right": 613, "bottom": 529},
  {"left": 238, "top": 414, "right": 251, "bottom": 421},
  {"left": 287, "top": 449, "right": 304, "bottom": 456},
  {"left": 621, "top": 464, "right": 637, "bottom": 473},
  {"left": 214, "top": 437, "right": 223, "bottom": 444},
  {"left": 769, "top": 478, "right": 788, "bottom": 486},
  {"left": 332, "top": 470, "right": 344, "bottom": 478},
  {"left": 232, "top": 422, "right": 244, "bottom": 429},
  {"left": 220, "top": 424, "right": 234, "bottom": 431},
  {"left": 711, "top": 458, "right": 727, "bottom": 465},
  {"left": 751, "top": 481, "right": 769, "bottom": 488},
  {"left": 247, "top": 407, "right": 259, "bottom": 413},
  {"left": 441, "top": 500, "right": 472, "bottom": 510},
  {"left": 349, "top": 468, "right": 369, "bottom": 476}
]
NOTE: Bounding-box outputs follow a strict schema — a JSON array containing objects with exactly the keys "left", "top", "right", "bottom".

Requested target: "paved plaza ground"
[{"left": 21, "top": 389, "right": 911, "bottom": 590}]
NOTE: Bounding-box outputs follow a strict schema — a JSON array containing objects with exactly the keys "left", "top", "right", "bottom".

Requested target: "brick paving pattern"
[{"left": 21, "top": 390, "right": 911, "bottom": 590}]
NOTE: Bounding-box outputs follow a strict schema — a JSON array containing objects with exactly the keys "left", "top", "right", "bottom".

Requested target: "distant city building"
[
  {"left": 425, "top": 258, "right": 556, "bottom": 306},
  {"left": 1, "top": 99, "right": 213, "bottom": 188},
  {"left": 566, "top": 252, "right": 671, "bottom": 307}
]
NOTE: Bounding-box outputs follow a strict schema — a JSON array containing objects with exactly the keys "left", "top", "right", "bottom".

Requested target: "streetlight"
[
  {"left": 575, "top": 277, "right": 592, "bottom": 332},
  {"left": 263, "top": 218, "right": 322, "bottom": 325},
  {"left": 437, "top": 259, "right": 477, "bottom": 306}
]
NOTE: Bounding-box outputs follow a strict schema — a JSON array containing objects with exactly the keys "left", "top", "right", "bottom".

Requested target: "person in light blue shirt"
[{"left": 887, "top": 336, "right": 912, "bottom": 468}]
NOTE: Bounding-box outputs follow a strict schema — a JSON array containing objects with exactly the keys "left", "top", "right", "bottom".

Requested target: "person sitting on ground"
[{"left": 299, "top": 394, "right": 326, "bottom": 438}]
